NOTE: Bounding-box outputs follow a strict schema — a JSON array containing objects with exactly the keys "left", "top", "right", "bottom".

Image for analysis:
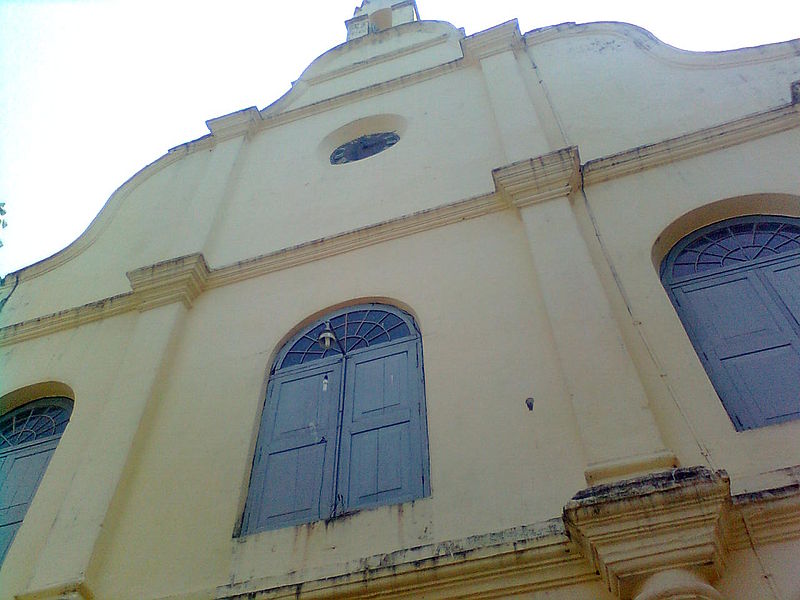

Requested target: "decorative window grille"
[
  {"left": 661, "top": 216, "right": 800, "bottom": 430},
  {"left": 0, "top": 396, "right": 73, "bottom": 562},
  {"left": 242, "top": 304, "right": 429, "bottom": 534}
]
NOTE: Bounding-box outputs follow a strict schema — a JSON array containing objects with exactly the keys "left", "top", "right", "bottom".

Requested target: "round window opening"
[{"left": 330, "top": 131, "right": 399, "bottom": 165}]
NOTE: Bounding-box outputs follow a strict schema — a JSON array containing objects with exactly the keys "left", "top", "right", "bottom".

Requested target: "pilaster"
[
  {"left": 22, "top": 300, "right": 188, "bottom": 599},
  {"left": 463, "top": 21, "right": 552, "bottom": 162},
  {"left": 494, "top": 148, "right": 676, "bottom": 484}
]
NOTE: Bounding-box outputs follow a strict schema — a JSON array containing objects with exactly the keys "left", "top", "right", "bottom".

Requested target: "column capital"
[
  {"left": 461, "top": 19, "right": 522, "bottom": 61},
  {"left": 127, "top": 253, "right": 210, "bottom": 311},
  {"left": 492, "top": 146, "right": 581, "bottom": 208},
  {"left": 563, "top": 467, "right": 730, "bottom": 600}
]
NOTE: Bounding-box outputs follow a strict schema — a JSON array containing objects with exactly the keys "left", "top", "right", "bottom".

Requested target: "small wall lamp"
[{"left": 317, "top": 322, "right": 337, "bottom": 350}]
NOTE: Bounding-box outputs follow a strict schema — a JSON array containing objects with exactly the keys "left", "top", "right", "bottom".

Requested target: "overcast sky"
[{"left": 1, "top": 0, "right": 798, "bottom": 277}]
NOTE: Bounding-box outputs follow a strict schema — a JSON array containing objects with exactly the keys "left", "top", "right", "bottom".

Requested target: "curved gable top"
[
  {"left": 2, "top": 16, "right": 799, "bottom": 328},
  {"left": 525, "top": 20, "right": 800, "bottom": 67},
  {"left": 262, "top": 20, "right": 465, "bottom": 116}
]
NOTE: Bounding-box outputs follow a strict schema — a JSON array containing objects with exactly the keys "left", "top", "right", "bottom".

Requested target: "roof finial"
[{"left": 345, "top": 0, "right": 420, "bottom": 41}]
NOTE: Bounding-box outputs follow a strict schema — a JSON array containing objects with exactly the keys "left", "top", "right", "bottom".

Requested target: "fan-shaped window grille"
[
  {"left": 0, "top": 396, "right": 73, "bottom": 563},
  {"left": 0, "top": 397, "right": 72, "bottom": 450},
  {"left": 279, "top": 308, "right": 411, "bottom": 369},
  {"left": 663, "top": 217, "right": 800, "bottom": 280},
  {"left": 242, "top": 304, "right": 429, "bottom": 534},
  {"left": 661, "top": 215, "right": 800, "bottom": 430}
]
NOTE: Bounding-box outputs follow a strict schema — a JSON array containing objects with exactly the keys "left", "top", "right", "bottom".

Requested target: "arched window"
[
  {"left": 661, "top": 215, "right": 800, "bottom": 430},
  {"left": 242, "top": 304, "right": 430, "bottom": 534},
  {"left": 0, "top": 396, "right": 73, "bottom": 562}
]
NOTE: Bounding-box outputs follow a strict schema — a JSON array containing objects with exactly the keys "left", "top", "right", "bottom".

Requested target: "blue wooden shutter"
[
  {"left": 0, "top": 437, "right": 59, "bottom": 562},
  {"left": 757, "top": 255, "right": 800, "bottom": 423},
  {"left": 336, "top": 339, "right": 424, "bottom": 512},
  {"left": 671, "top": 267, "right": 800, "bottom": 429},
  {"left": 243, "top": 359, "right": 342, "bottom": 531}
]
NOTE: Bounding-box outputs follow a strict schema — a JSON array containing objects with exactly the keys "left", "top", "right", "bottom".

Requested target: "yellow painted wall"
[{"left": 2, "top": 7, "right": 800, "bottom": 600}]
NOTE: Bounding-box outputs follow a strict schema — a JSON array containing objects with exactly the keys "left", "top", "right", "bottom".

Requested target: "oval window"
[{"left": 330, "top": 131, "right": 400, "bottom": 164}]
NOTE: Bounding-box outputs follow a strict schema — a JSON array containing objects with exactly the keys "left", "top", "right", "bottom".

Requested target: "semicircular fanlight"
[
  {"left": 665, "top": 217, "right": 800, "bottom": 280},
  {"left": 279, "top": 306, "right": 413, "bottom": 369},
  {"left": 0, "top": 397, "right": 73, "bottom": 450}
]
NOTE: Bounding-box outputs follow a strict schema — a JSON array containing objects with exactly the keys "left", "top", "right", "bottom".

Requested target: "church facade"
[{"left": 2, "top": 2, "right": 800, "bottom": 598}]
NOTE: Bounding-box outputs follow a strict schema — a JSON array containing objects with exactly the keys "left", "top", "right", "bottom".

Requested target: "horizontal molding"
[
  {"left": 0, "top": 293, "right": 137, "bottom": 346},
  {"left": 524, "top": 21, "right": 800, "bottom": 71},
  {"left": 16, "top": 579, "right": 93, "bottom": 600},
  {"left": 215, "top": 475, "right": 800, "bottom": 600},
  {"left": 127, "top": 253, "right": 210, "bottom": 311},
  {"left": 2, "top": 103, "right": 795, "bottom": 346},
  {"left": 207, "top": 193, "right": 504, "bottom": 289},
  {"left": 0, "top": 193, "right": 504, "bottom": 347},
  {"left": 216, "top": 520, "right": 595, "bottom": 600},
  {"left": 583, "top": 103, "right": 800, "bottom": 186},
  {"left": 727, "top": 483, "right": 800, "bottom": 550},
  {"left": 461, "top": 19, "right": 521, "bottom": 62},
  {"left": 493, "top": 146, "right": 581, "bottom": 207}
]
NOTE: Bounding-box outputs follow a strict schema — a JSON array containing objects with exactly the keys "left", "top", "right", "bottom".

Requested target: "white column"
[{"left": 494, "top": 148, "right": 675, "bottom": 484}]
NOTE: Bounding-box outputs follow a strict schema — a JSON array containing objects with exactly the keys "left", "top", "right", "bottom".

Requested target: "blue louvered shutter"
[
  {"left": 757, "top": 255, "right": 800, "bottom": 423},
  {"left": 671, "top": 266, "right": 800, "bottom": 429},
  {"left": 336, "top": 339, "right": 424, "bottom": 512},
  {"left": 243, "top": 358, "right": 341, "bottom": 531},
  {"left": 0, "top": 437, "right": 59, "bottom": 562}
]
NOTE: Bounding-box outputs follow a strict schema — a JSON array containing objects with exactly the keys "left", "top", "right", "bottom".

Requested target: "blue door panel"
[
  {"left": 347, "top": 422, "right": 410, "bottom": 505},
  {"left": 338, "top": 340, "right": 422, "bottom": 512},
  {"left": 0, "top": 522, "right": 20, "bottom": 564},
  {"left": 671, "top": 254, "right": 800, "bottom": 430},
  {"left": 352, "top": 351, "right": 405, "bottom": 418},
  {"left": 724, "top": 344, "right": 800, "bottom": 423},
  {"left": 242, "top": 304, "right": 429, "bottom": 534},
  {"left": 762, "top": 256, "right": 800, "bottom": 329},
  {"left": 0, "top": 437, "right": 59, "bottom": 563},
  {"left": 244, "top": 361, "right": 341, "bottom": 531},
  {"left": 259, "top": 443, "right": 328, "bottom": 525}
]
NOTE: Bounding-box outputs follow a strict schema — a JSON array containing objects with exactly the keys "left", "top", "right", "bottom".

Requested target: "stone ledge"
[{"left": 564, "top": 467, "right": 730, "bottom": 600}]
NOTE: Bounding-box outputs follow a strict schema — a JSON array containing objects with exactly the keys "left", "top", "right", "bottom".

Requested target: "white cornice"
[
  {"left": 3, "top": 95, "right": 797, "bottom": 345},
  {"left": 524, "top": 21, "right": 800, "bottom": 71},
  {"left": 15, "top": 470, "right": 800, "bottom": 600},
  {"left": 0, "top": 193, "right": 505, "bottom": 347},
  {"left": 207, "top": 193, "right": 503, "bottom": 289},
  {"left": 205, "top": 107, "right": 263, "bottom": 138},
  {"left": 0, "top": 255, "right": 209, "bottom": 345},
  {"left": 583, "top": 103, "right": 800, "bottom": 186},
  {"left": 564, "top": 468, "right": 731, "bottom": 599},
  {"left": 216, "top": 519, "right": 592, "bottom": 600},
  {"left": 461, "top": 19, "right": 521, "bottom": 62},
  {"left": 493, "top": 146, "right": 581, "bottom": 208},
  {"left": 126, "top": 253, "right": 209, "bottom": 311}
]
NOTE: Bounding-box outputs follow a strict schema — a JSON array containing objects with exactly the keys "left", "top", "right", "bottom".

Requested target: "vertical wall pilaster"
[
  {"left": 22, "top": 257, "right": 209, "bottom": 600},
  {"left": 494, "top": 148, "right": 676, "bottom": 484},
  {"left": 463, "top": 21, "right": 554, "bottom": 163}
]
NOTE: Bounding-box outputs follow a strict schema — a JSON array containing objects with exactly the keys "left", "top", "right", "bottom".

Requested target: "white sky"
[{"left": 0, "top": 0, "right": 798, "bottom": 277}]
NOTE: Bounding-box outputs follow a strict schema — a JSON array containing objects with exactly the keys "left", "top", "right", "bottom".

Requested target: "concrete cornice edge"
[
  {"left": 461, "top": 19, "right": 522, "bottom": 61},
  {"left": 563, "top": 467, "right": 731, "bottom": 599},
  {"left": 492, "top": 146, "right": 581, "bottom": 208}
]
